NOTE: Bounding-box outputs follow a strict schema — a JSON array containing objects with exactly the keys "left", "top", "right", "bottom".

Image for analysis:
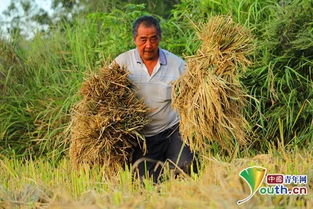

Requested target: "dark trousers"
[{"left": 132, "top": 123, "right": 195, "bottom": 183}]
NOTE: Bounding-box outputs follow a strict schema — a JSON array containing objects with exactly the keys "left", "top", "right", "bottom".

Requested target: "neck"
[
  {"left": 143, "top": 57, "right": 159, "bottom": 76},
  {"left": 143, "top": 56, "right": 159, "bottom": 64}
]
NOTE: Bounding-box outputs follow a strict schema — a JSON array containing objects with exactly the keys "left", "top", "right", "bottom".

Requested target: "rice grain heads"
[
  {"left": 172, "top": 16, "right": 253, "bottom": 153},
  {"left": 69, "top": 63, "right": 149, "bottom": 170}
]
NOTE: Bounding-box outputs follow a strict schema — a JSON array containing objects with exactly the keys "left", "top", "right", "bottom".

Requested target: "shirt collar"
[{"left": 135, "top": 48, "right": 167, "bottom": 65}]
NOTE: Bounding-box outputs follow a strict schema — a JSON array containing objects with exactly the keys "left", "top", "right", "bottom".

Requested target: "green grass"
[
  {"left": 0, "top": 0, "right": 312, "bottom": 208},
  {"left": 1, "top": 0, "right": 312, "bottom": 157}
]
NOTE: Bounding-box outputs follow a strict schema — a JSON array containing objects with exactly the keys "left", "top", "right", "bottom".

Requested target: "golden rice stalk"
[
  {"left": 172, "top": 16, "right": 253, "bottom": 153},
  {"left": 197, "top": 16, "right": 253, "bottom": 76},
  {"left": 69, "top": 63, "right": 149, "bottom": 170}
]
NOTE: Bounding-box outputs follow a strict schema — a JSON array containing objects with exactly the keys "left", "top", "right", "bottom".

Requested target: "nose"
[{"left": 145, "top": 39, "right": 152, "bottom": 48}]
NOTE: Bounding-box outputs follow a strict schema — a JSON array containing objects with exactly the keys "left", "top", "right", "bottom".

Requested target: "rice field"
[
  {"left": 1, "top": 144, "right": 312, "bottom": 209},
  {"left": 0, "top": 0, "right": 312, "bottom": 208}
]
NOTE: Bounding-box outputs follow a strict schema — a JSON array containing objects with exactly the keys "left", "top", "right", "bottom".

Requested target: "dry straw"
[
  {"left": 172, "top": 16, "right": 253, "bottom": 153},
  {"left": 69, "top": 63, "right": 149, "bottom": 170}
]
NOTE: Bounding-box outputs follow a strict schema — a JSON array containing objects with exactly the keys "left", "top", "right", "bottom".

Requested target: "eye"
[
  {"left": 140, "top": 38, "right": 147, "bottom": 43},
  {"left": 150, "top": 37, "right": 158, "bottom": 43}
]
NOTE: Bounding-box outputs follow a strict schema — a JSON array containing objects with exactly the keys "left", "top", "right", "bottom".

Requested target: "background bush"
[{"left": 0, "top": 0, "right": 312, "bottom": 158}]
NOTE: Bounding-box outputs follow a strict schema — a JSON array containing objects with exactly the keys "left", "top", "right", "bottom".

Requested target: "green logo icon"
[{"left": 237, "top": 166, "right": 267, "bottom": 205}]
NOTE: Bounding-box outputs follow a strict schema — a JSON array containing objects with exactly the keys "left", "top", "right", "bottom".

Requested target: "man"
[{"left": 114, "top": 15, "right": 195, "bottom": 183}]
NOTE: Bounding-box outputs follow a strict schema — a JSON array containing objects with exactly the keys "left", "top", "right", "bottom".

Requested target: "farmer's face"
[{"left": 134, "top": 24, "right": 160, "bottom": 61}]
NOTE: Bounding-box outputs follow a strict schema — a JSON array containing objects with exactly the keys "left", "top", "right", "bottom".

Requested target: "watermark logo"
[
  {"left": 237, "top": 166, "right": 267, "bottom": 205},
  {"left": 237, "top": 167, "right": 308, "bottom": 205}
]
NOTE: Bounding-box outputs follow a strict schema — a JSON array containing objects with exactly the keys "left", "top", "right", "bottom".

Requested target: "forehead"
[{"left": 136, "top": 24, "right": 158, "bottom": 37}]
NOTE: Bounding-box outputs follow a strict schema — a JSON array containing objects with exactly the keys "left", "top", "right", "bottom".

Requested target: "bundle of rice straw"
[
  {"left": 172, "top": 16, "right": 253, "bottom": 153},
  {"left": 69, "top": 63, "right": 149, "bottom": 170}
]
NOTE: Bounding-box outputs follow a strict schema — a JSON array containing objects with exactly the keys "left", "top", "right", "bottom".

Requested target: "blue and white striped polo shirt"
[{"left": 114, "top": 48, "right": 186, "bottom": 137}]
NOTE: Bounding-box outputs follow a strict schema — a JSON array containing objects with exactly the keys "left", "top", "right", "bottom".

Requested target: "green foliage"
[
  {"left": 0, "top": 4, "right": 151, "bottom": 157},
  {"left": 86, "top": 4, "right": 147, "bottom": 60},
  {"left": 244, "top": 0, "right": 313, "bottom": 147},
  {"left": 0, "top": 0, "right": 312, "bottom": 158},
  {"left": 266, "top": 0, "right": 313, "bottom": 64}
]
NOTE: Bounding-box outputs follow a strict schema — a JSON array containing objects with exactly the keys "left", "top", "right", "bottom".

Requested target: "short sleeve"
[{"left": 178, "top": 59, "right": 187, "bottom": 75}]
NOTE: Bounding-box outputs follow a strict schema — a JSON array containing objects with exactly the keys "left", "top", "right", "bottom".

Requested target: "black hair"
[{"left": 132, "top": 15, "right": 161, "bottom": 38}]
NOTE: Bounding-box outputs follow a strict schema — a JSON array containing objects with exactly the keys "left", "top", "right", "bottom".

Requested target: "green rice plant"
[{"left": 244, "top": 0, "right": 313, "bottom": 148}]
